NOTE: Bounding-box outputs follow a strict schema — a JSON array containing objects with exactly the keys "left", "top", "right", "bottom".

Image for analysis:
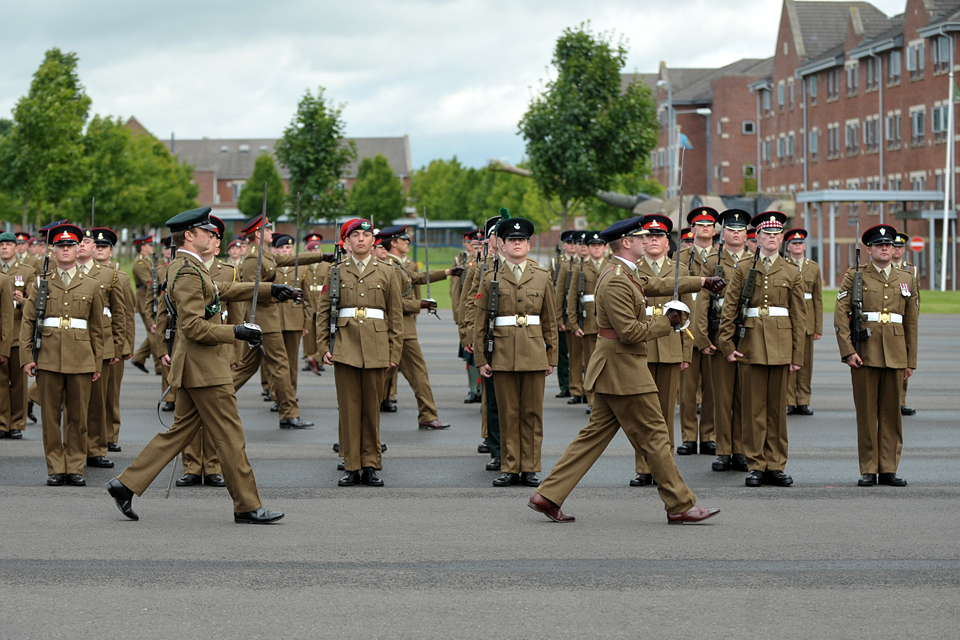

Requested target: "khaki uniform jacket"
[
  {"left": 678, "top": 245, "right": 716, "bottom": 347},
  {"left": 450, "top": 252, "right": 469, "bottom": 324},
  {"left": 19, "top": 269, "right": 105, "bottom": 374},
  {"left": 275, "top": 265, "right": 310, "bottom": 332},
  {"left": 115, "top": 269, "right": 136, "bottom": 356},
  {"left": 456, "top": 253, "right": 489, "bottom": 347},
  {"left": 5, "top": 262, "right": 36, "bottom": 353},
  {"left": 132, "top": 255, "right": 160, "bottom": 320},
  {"left": 315, "top": 257, "right": 403, "bottom": 368},
  {"left": 564, "top": 258, "right": 606, "bottom": 333},
  {"left": 472, "top": 261, "right": 559, "bottom": 372},
  {"left": 636, "top": 257, "right": 694, "bottom": 363},
  {"left": 717, "top": 255, "right": 806, "bottom": 367},
  {"left": 694, "top": 249, "right": 746, "bottom": 351},
  {"left": 238, "top": 244, "right": 325, "bottom": 334},
  {"left": 789, "top": 258, "right": 823, "bottom": 335},
  {"left": 554, "top": 256, "right": 576, "bottom": 327},
  {"left": 209, "top": 259, "right": 244, "bottom": 367},
  {"left": 585, "top": 260, "right": 701, "bottom": 395},
  {"left": 392, "top": 254, "right": 447, "bottom": 339},
  {"left": 300, "top": 260, "right": 331, "bottom": 313},
  {"left": 82, "top": 261, "right": 127, "bottom": 361},
  {"left": 0, "top": 274, "right": 14, "bottom": 358},
  {"left": 833, "top": 265, "right": 919, "bottom": 369}
]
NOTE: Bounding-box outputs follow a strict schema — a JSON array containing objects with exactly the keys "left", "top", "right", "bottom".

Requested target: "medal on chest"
[{"left": 900, "top": 282, "right": 910, "bottom": 297}]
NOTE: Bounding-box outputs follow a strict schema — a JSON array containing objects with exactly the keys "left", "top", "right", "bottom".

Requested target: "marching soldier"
[
  {"left": 630, "top": 214, "right": 695, "bottom": 486},
  {"left": 891, "top": 232, "right": 918, "bottom": 417},
  {"left": 783, "top": 229, "right": 822, "bottom": 416},
  {"left": 453, "top": 230, "right": 482, "bottom": 404},
  {"left": 269, "top": 234, "right": 310, "bottom": 398},
  {"left": 835, "top": 224, "right": 918, "bottom": 487},
  {"left": 562, "top": 232, "right": 588, "bottom": 405},
  {"left": 679, "top": 227, "right": 694, "bottom": 250},
  {"left": 553, "top": 230, "right": 578, "bottom": 399},
  {"left": 565, "top": 231, "right": 608, "bottom": 415},
  {"left": 313, "top": 219, "right": 403, "bottom": 487},
  {"left": 0, "top": 232, "right": 33, "bottom": 439},
  {"left": 226, "top": 238, "right": 244, "bottom": 266},
  {"left": 14, "top": 232, "right": 33, "bottom": 267},
  {"left": 677, "top": 208, "right": 718, "bottom": 457},
  {"left": 20, "top": 223, "right": 105, "bottom": 486},
  {"left": 696, "top": 209, "right": 751, "bottom": 473},
  {"left": 474, "top": 216, "right": 559, "bottom": 488},
  {"left": 717, "top": 211, "right": 805, "bottom": 488},
  {"left": 299, "top": 234, "right": 328, "bottom": 376},
  {"left": 529, "top": 215, "right": 724, "bottom": 525},
  {"left": 745, "top": 228, "right": 757, "bottom": 254},
  {"left": 130, "top": 235, "right": 159, "bottom": 375}
]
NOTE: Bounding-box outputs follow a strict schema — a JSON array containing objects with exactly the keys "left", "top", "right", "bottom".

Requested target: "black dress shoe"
[
  {"left": 786, "top": 405, "right": 795, "bottom": 415},
  {"left": 486, "top": 457, "right": 501, "bottom": 471},
  {"left": 381, "top": 443, "right": 387, "bottom": 452},
  {"left": 234, "top": 507, "right": 284, "bottom": 524},
  {"left": 261, "top": 388, "right": 271, "bottom": 397},
  {"left": 26, "top": 401, "right": 37, "bottom": 423},
  {"left": 731, "top": 454, "right": 749, "bottom": 472},
  {"left": 8, "top": 430, "right": 22, "bottom": 439},
  {"left": 794, "top": 405, "right": 814, "bottom": 416},
  {"left": 676, "top": 441, "right": 697, "bottom": 455},
  {"left": 629, "top": 473, "right": 656, "bottom": 486},
  {"left": 65, "top": 474, "right": 85, "bottom": 486},
  {"left": 106, "top": 478, "right": 139, "bottom": 520},
  {"left": 203, "top": 474, "right": 226, "bottom": 487},
  {"left": 47, "top": 474, "right": 65, "bottom": 486},
  {"left": 464, "top": 391, "right": 482, "bottom": 404},
  {"left": 176, "top": 473, "right": 201, "bottom": 486},
  {"left": 380, "top": 400, "right": 397, "bottom": 412},
  {"left": 699, "top": 441, "right": 717, "bottom": 456},
  {"left": 161, "top": 401, "right": 176, "bottom": 412},
  {"left": 858, "top": 473, "right": 877, "bottom": 487},
  {"left": 279, "top": 417, "right": 314, "bottom": 429},
  {"left": 492, "top": 472, "right": 520, "bottom": 487},
  {"left": 107, "top": 442, "right": 121, "bottom": 452},
  {"left": 0, "top": 430, "right": 7, "bottom": 438},
  {"left": 900, "top": 406, "right": 916, "bottom": 416},
  {"left": 337, "top": 459, "right": 345, "bottom": 471},
  {"left": 520, "top": 472, "right": 541, "bottom": 487},
  {"left": 567, "top": 395, "right": 583, "bottom": 405},
  {"left": 318, "top": 365, "right": 326, "bottom": 372},
  {"left": 585, "top": 405, "right": 592, "bottom": 415},
  {"left": 762, "top": 469, "right": 794, "bottom": 486},
  {"left": 86, "top": 456, "right": 114, "bottom": 469},
  {"left": 132, "top": 359, "right": 149, "bottom": 373},
  {"left": 556, "top": 389, "right": 571, "bottom": 398},
  {"left": 745, "top": 470, "right": 763, "bottom": 487},
  {"left": 478, "top": 439, "right": 490, "bottom": 454},
  {"left": 338, "top": 470, "right": 361, "bottom": 486},
  {"left": 270, "top": 402, "right": 279, "bottom": 412},
  {"left": 332, "top": 442, "right": 340, "bottom": 453},
  {"left": 361, "top": 467, "right": 384, "bottom": 487},
  {"left": 302, "top": 363, "right": 312, "bottom": 371},
  {"left": 879, "top": 472, "right": 907, "bottom": 486},
  {"left": 712, "top": 455, "right": 732, "bottom": 471}
]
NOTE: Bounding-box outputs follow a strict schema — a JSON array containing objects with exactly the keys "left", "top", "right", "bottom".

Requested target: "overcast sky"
[{"left": 3, "top": 0, "right": 909, "bottom": 169}]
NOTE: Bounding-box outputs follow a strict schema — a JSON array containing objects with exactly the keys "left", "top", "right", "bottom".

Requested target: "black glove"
[
  {"left": 702, "top": 276, "right": 727, "bottom": 293},
  {"left": 234, "top": 322, "right": 263, "bottom": 347},
  {"left": 665, "top": 309, "right": 685, "bottom": 327},
  {"left": 448, "top": 266, "right": 465, "bottom": 277},
  {"left": 321, "top": 253, "right": 336, "bottom": 263},
  {"left": 271, "top": 284, "right": 301, "bottom": 301},
  {"left": 420, "top": 299, "right": 438, "bottom": 310}
]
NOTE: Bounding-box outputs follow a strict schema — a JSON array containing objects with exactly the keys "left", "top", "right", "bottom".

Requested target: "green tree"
[
  {"left": 581, "top": 158, "right": 664, "bottom": 228},
  {"left": 0, "top": 48, "right": 91, "bottom": 229},
  {"left": 518, "top": 24, "right": 659, "bottom": 228},
  {"left": 275, "top": 87, "right": 356, "bottom": 222},
  {"left": 72, "top": 115, "right": 136, "bottom": 227},
  {"left": 348, "top": 153, "right": 404, "bottom": 225},
  {"left": 237, "top": 152, "right": 286, "bottom": 220},
  {"left": 409, "top": 157, "right": 480, "bottom": 221},
  {"left": 128, "top": 131, "right": 198, "bottom": 227}
]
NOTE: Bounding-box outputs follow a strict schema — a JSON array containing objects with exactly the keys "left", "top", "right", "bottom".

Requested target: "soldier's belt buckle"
[
  {"left": 356, "top": 307, "right": 367, "bottom": 320},
  {"left": 879, "top": 312, "right": 891, "bottom": 324},
  {"left": 516, "top": 314, "right": 528, "bottom": 327},
  {"left": 60, "top": 316, "right": 70, "bottom": 329},
  {"left": 653, "top": 307, "right": 663, "bottom": 317},
  {"left": 759, "top": 306, "right": 769, "bottom": 317}
]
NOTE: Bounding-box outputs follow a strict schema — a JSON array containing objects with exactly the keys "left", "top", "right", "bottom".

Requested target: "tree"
[
  {"left": 518, "top": 24, "right": 659, "bottom": 228},
  {"left": 127, "top": 131, "right": 198, "bottom": 227},
  {"left": 348, "top": 154, "right": 404, "bottom": 225},
  {"left": 580, "top": 158, "right": 664, "bottom": 228},
  {"left": 237, "top": 152, "right": 286, "bottom": 220},
  {"left": 0, "top": 48, "right": 91, "bottom": 229},
  {"left": 274, "top": 87, "right": 356, "bottom": 222},
  {"left": 409, "top": 157, "right": 480, "bottom": 221}
]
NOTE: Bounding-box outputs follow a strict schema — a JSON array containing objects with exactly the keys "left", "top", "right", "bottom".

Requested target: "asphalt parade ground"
[{"left": 1, "top": 316, "right": 958, "bottom": 638}]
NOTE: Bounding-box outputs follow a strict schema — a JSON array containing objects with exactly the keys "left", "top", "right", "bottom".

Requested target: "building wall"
[{"left": 711, "top": 75, "right": 765, "bottom": 195}]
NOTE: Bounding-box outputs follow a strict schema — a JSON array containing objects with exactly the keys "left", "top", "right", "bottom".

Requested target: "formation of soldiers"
[{"left": 0, "top": 203, "right": 920, "bottom": 525}]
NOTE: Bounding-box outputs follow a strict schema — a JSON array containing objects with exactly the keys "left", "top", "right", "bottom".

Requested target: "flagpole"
[{"left": 941, "top": 35, "right": 954, "bottom": 292}]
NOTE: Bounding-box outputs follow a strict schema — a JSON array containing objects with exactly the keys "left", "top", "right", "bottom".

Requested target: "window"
[
  {"left": 659, "top": 149, "right": 665, "bottom": 167},
  {"left": 932, "top": 104, "right": 950, "bottom": 142},
  {"left": 787, "top": 134, "right": 795, "bottom": 160},
  {"left": 743, "top": 164, "right": 756, "bottom": 178},
  {"left": 778, "top": 82, "right": 785, "bottom": 108},
  {"left": 809, "top": 129, "right": 819, "bottom": 160},
  {"left": 742, "top": 120, "right": 756, "bottom": 134},
  {"left": 828, "top": 68, "right": 840, "bottom": 99},
  {"left": 763, "top": 89, "right": 771, "bottom": 113},
  {"left": 238, "top": 144, "right": 250, "bottom": 154},
  {"left": 715, "top": 165, "right": 723, "bottom": 180},
  {"left": 935, "top": 37, "right": 950, "bottom": 73},
  {"left": 717, "top": 121, "right": 723, "bottom": 136},
  {"left": 809, "top": 74, "right": 818, "bottom": 103},
  {"left": 865, "top": 57, "right": 875, "bottom": 90},
  {"left": 911, "top": 109, "right": 926, "bottom": 145},
  {"left": 889, "top": 50, "right": 901, "bottom": 83},
  {"left": 219, "top": 145, "right": 228, "bottom": 153},
  {"left": 828, "top": 125, "right": 840, "bottom": 158},
  {"left": 907, "top": 43, "right": 925, "bottom": 80},
  {"left": 231, "top": 180, "right": 245, "bottom": 201},
  {"left": 651, "top": 151, "right": 657, "bottom": 168},
  {"left": 789, "top": 80, "right": 795, "bottom": 109},
  {"left": 763, "top": 139, "right": 771, "bottom": 163},
  {"left": 777, "top": 136, "right": 785, "bottom": 160},
  {"left": 846, "top": 64, "right": 859, "bottom": 95},
  {"left": 845, "top": 122, "right": 860, "bottom": 155}
]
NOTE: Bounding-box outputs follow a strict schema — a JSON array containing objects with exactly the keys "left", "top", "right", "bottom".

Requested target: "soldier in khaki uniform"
[
  {"left": 131, "top": 235, "right": 163, "bottom": 375},
  {"left": 891, "top": 232, "right": 919, "bottom": 417},
  {"left": 107, "top": 207, "right": 295, "bottom": 524},
  {"left": 552, "top": 230, "right": 578, "bottom": 399},
  {"left": 20, "top": 224, "right": 105, "bottom": 487},
  {"left": 630, "top": 214, "right": 695, "bottom": 486},
  {"left": 561, "top": 232, "right": 588, "bottom": 405},
  {"left": 835, "top": 224, "right": 918, "bottom": 487},
  {"left": 718, "top": 211, "right": 806, "bottom": 488},
  {"left": 474, "top": 216, "right": 559, "bottom": 488},
  {"left": 269, "top": 234, "right": 310, "bottom": 394},
  {"left": 0, "top": 232, "right": 34, "bottom": 439},
  {"left": 314, "top": 218, "right": 403, "bottom": 487},
  {"left": 299, "top": 234, "right": 328, "bottom": 375},
  {"left": 530, "top": 216, "right": 723, "bottom": 525},
  {"left": 565, "top": 231, "right": 608, "bottom": 414},
  {"left": 77, "top": 228, "right": 128, "bottom": 470},
  {"left": 452, "top": 231, "right": 482, "bottom": 404},
  {"left": 783, "top": 229, "right": 822, "bottom": 416},
  {"left": 676, "top": 208, "right": 719, "bottom": 456}
]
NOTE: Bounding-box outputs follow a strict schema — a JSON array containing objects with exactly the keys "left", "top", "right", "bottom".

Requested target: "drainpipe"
[
  {"left": 872, "top": 52, "right": 885, "bottom": 223},
  {"left": 800, "top": 71, "right": 810, "bottom": 258}
]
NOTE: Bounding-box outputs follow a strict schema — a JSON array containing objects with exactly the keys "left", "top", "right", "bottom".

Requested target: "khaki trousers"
[
  {"left": 37, "top": 369, "right": 92, "bottom": 476},
  {"left": 493, "top": 370, "right": 545, "bottom": 474},
  {"left": 680, "top": 347, "right": 715, "bottom": 444},
  {"left": 27, "top": 380, "right": 39, "bottom": 405},
  {"left": 787, "top": 333, "right": 815, "bottom": 406},
  {"left": 900, "top": 376, "right": 910, "bottom": 408},
  {"left": 182, "top": 426, "right": 222, "bottom": 476},
  {"left": 232, "top": 331, "right": 299, "bottom": 420},
  {"left": 739, "top": 363, "right": 789, "bottom": 472},
  {"left": 302, "top": 313, "right": 317, "bottom": 360},
  {"left": 537, "top": 391, "right": 696, "bottom": 514},
  {"left": 852, "top": 365, "right": 904, "bottom": 474},
  {"left": 636, "top": 362, "right": 679, "bottom": 474},
  {"left": 281, "top": 330, "right": 302, "bottom": 390},
  {"left": 107, "top": 356, "right": 124, "bottom": 443},
  {"left": 0, "top": 347, "right": 25, "bottom": 433},
  {"left": 567, "top": 330, "right": 583, "bottom": 396},
  {"left": 118, "top": 384, "right": 262, "bottom": 512},
  {"left": 334, "top": 364, "right": 385, "bottom": 472},
  {"left": 396, "top": 337, "right": 439, "bottom": 423},
  {"left": 710, "top": 353, "right": 743, "bottom": 456},
  {"left": 581, "top": 333, "right": 597, "bottom": 405},
  {"left": 86, "top": 360, "right": 113, "bottom": 458}
]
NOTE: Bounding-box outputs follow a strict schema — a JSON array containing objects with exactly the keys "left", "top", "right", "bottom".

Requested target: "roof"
[
  {"left": 157, "top": 135, "right": 413, "bottom": 180},
  {"left": 667, "top": 58, "right": 774, "bottom": 104},
  {"left": 620, "top": 72, "right": 658, "bottom": 94},
  {"left": 791, "top": 2, "right": 889, "bottom": 59}
]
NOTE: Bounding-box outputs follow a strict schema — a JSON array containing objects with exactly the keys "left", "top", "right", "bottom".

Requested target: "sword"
[
  {"left": 91, "top": 196, "right": 95, "bottom": 228},
  {"left": 245, "top": 182, "right": 268, "bottom": 353},
  {"left": 422, "top": 207, "right": 439, "bottom": 319}
]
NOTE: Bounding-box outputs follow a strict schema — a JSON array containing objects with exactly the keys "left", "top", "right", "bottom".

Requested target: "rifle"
[
  {"left": 328, "top": 221, "right": 342, "bottom": 351},
  {"left": 849, "top": 221, "right": 871, "bottom": 355},
  {"left": 483, "top": 238, "right": 502, "bottom": 363},
  {"left": 90, "top": 196, "right": 95, "bottom": 228},
  {"left": 576, "top": 237, "right": 586, "bottom": 331},
  {"left": 162, "top": 245, "right": 178, "bottom": 358},
  {"left": 31, "top": 250, "right": 51, "bottom": 366},
  {"left": 732, "top": 245, "right": 762, "bottom": 349},
  {"left": 150, "top": 236, "right": 160, "bottom": 323},
  {"left": 707, "top": 219, "right": 727, "bottom": 342},
  {"left": 668, "top": 148, "right": 686, "bottom": 333},
  {"left": 422, "top": 207, "right": 439, "bottom": 319},
  {"left": 551, "top": 237, "right": 562, "bottom": 284},
  {"left": 561, "top": 252, "right": 573, "bottom": 327}
]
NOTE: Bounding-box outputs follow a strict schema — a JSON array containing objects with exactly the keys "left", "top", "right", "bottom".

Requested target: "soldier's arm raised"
[{"left": 604, "top": 277, "right": 673, "bottom": 345}]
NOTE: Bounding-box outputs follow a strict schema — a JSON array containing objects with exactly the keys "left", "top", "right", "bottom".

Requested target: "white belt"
[
  {"left": 716, "top": 297, "right": 724, "bottom": 307},
  {"left": 42, "top": 318, "right": 88, "bottom": 329},
  {"left": 864, "top": 311, "right": 903, "bottom": 324},
  {"left": 338, "top": 307, "right": 384, "bottom": 320},
  {"left": 581, "top": 295, "right": 595, "bottom": 302},
  {"left": 494, "top": 314, "right": 541, "bottom": 326},
  {"left": 103, "top": 307, "right": 112, "bottom": 317},
  {"left": 691, "top": 292, "right": 698, "bottom": 301},
  {"left": 309, "top": 285, "right": 322, "bottom": 291},
  {"left": 645, "top": 306, "right": 666, "bottom": 317},
  {"left": 803, "top": 293, "right": 813, "bottom": 300},
  {"left": 746, "top": 306, "right": 789, "bottom": 317}
]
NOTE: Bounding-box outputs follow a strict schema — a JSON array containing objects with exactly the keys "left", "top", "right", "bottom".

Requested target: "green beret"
[
  {"left": 0, "top": 232, "right": 17, "bottom": 243},
  {"left": 166, "top": 207, "right": 217, "bottom": 233}
]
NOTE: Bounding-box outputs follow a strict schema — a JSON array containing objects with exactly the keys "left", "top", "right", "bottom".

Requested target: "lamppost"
[{"left": 656, "top": 79, "right": 675, "bottom": 199}]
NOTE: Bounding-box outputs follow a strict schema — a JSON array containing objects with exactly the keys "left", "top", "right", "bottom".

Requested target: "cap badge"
[
  {"left": 734, "top": 214, "right": 739, "bottom": 220},
  {"left": 360, "top": 221, "right": 370, "bottom": 230},
  {"left": 97, "top": 232, "right": 104, "bottom": 240},
  {"left": 880, "top": 228, "right": 886, "bottom": 235},
  {"left": 59, "top": 231, "right": 70, "bottom": 240},
  {"left": 514, "top": 223, "right": 520, "bottom": 229}
]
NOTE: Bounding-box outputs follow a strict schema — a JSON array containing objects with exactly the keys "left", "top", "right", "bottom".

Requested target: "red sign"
[{"left": 909, "top": 236, "right": 925, "bottom": 252}]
